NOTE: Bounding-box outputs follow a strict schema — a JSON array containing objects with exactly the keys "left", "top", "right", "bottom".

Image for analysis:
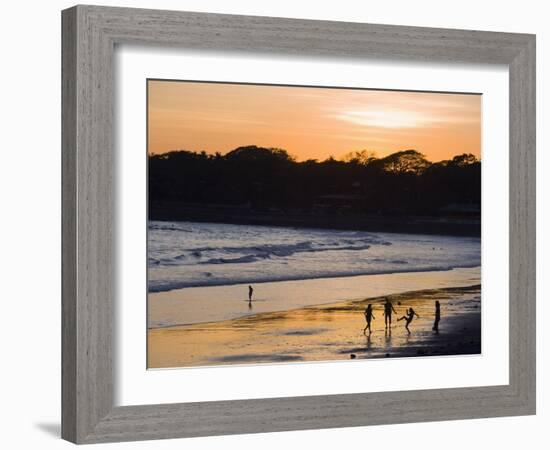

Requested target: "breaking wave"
[{"left": 147, "top": 221, "right": 481, "bottom": 292}]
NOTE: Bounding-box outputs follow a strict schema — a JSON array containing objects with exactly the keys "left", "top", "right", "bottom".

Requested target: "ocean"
[{"left": 148, "top": 220, "right": 480, "bottom": 293}]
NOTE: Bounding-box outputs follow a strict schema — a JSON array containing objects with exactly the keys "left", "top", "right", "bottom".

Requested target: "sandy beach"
[
  {"left": 148, "top": 284, "right": 481, "bottom": 368},
  {"left": 148, "top": 266, "right": 480, "bottom": 327}
]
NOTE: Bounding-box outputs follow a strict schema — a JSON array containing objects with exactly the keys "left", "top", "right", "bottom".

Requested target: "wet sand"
[
  {"left": 148, "top": 267, "right": 481, "bottom": 328},
  {"left": 148, "top": 284, "right": 481, "bottom": 368}
]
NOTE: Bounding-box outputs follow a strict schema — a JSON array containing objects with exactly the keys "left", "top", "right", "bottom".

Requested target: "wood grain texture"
[
  {"left": 61, "top": 7, "right": 77, "bottom": 443},
  {"left": 61, "top": 4, "right": 536, "bottom": 444},
  {"left": 508, "top": 36, "right": 536, "bottom": 408},
  {"left": 62, "top": 5, "right": 114, "bottom": 442}
]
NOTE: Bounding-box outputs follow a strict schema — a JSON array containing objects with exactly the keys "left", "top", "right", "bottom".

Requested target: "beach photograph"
[{"left": 147, "top": 80, "right": 482, "bottom": 369}]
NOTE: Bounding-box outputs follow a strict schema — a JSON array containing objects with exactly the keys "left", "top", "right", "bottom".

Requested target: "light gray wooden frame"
[{"left": 62, "top": 4, "right": 536, "bottom": 444}]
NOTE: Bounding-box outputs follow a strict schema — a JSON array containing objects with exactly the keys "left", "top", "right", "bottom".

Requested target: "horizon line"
[{"left": 147, "top": 146, "right": 481, "bottom": 163}]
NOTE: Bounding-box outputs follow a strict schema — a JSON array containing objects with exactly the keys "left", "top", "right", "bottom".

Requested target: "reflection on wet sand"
[{"left": 148, "top": 285, "right": 481, "bottom": 368}]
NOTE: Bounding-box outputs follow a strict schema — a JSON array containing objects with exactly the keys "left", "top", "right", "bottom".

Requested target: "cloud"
[
  {"left": 334, "top": 109, "right": 443, "bottom": 129},
  {"left": 330, "top": 91, "right": 479, "bottom": 130}
]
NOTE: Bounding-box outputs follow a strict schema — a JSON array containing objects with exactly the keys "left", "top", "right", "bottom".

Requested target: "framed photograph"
[{"left": 62, "top": 5, "right": 536, "bottom": 444}]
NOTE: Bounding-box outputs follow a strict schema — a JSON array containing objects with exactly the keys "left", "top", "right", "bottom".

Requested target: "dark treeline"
[{"left": 149, "top": 146, "right": 481, "bottom": 235}]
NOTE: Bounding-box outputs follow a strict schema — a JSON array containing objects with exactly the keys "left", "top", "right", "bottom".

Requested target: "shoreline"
[
  {"left": 148, "top": 284, "right": 481, "bottom": 368},
  {"left": 148, "top": 266, "right": 481, "bottom": 328},
  {"left": 149, "top": 263, "right": 481, "bottom": 293}
]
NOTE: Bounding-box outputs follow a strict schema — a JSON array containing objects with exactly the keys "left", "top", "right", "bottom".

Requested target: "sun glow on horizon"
[
  {"left": 148, "top": 81, "right": 481, "bottom": 162},
  {"left": 335, "top": 109, "right": 443, "bottom": 129}
]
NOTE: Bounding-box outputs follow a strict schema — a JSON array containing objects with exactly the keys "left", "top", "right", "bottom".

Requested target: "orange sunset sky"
[{"left": 148, "top": 80, "right": 481, "bottom": 162}]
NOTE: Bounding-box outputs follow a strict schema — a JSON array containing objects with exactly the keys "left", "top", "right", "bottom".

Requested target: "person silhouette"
[
  {"left": 363, "top": 304, "right": 376, "bottom": 335},
  {"left": 397, "top": 307, "right": 420, "bottom": 334},
  {"left": 248, "top": 285, "right": 254, "bottom": 302},
  {"left": 383, "top": 298, "right": 397, "bottom": 328},
  {"left": 432, "top": 300, "right": 441, "bottom": 333}
]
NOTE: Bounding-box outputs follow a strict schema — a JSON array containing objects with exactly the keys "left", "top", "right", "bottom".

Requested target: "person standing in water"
[
  {"left": 248, "top": 285, "right": 254, "bottom": 302},
  {"left": 363, "top": 304, "right": 376, "bottom": 335},
  {"left": 398, "top": 307, "right": 420, "bottom": 334},
  {"left": 432, "top": 300, "right": 441, "bottom": 332},
  {"left": 383, "top": 298, "right": 397, "bottom": 329}
]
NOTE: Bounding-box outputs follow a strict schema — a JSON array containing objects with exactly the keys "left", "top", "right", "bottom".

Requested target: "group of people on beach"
[
  {"left": 247, "top": 284, "right": 442, "bottom": 336},
  {"left": 363, "top": 298, "right": 441, "bottom": 335}
]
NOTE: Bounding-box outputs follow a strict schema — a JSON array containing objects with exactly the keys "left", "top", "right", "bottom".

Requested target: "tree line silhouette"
[{"left": 149, "top": 146, "right": 480, "bottom": 235}]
